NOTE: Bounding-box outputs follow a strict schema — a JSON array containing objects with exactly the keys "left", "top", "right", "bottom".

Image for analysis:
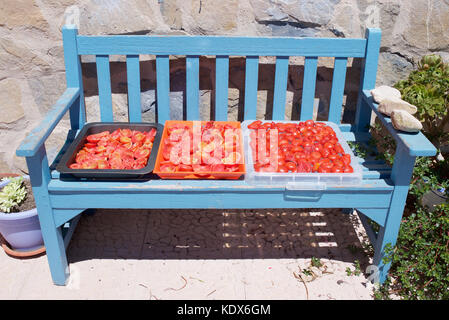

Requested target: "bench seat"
[{"left": 48, "top": 177, "right": 393, "bottom": 208}]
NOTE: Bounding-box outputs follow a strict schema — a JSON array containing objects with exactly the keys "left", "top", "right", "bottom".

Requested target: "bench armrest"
[
  {"left": 362, "top": 90, "right": 437, "bottom": 157},
  {"left": 16, "top": 87, "right": 81, "bottom": 157}
]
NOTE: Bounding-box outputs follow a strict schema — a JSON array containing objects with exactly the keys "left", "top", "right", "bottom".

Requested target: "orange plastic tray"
[{"left": 153, "top": 120, "right": 246, "bottom": 179}]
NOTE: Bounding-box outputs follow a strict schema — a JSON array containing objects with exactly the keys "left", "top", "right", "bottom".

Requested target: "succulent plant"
[
  {"left": 0, "top": 177, "right": 27, "bottom": 213},
  {"left": 394, "top": 54, "right": 449, "bottom": 149},
  {"left": 418, "top": 54, "right": 444, "bottom": 70}
]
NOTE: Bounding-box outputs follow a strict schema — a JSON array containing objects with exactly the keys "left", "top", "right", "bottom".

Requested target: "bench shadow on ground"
[{"left": 67, "top": 208, "right": 372, "bottom": 270}]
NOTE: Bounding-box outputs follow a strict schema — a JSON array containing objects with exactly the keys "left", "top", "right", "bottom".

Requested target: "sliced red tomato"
[
  {"left": 333, "top": 159, "right": 345, "bottom": 168},
  {"left": 97, "top": 160, "right": 110, "bottom": 169},
  {"left": 192, "top": 164, "right": 211, "bottom": 172},
  {"left": 321, "top": 161, "right": 334, "bottom": 171},
  {"left": 134, "top": 148, "right": 151, "bottom": 159},
  {"left": 147, "top": 128, "right": 157, "bottom": 139},
  {"left": 248, "top": 120, "right": 262, "bottom": 130},
  {"left": 86, "top": 131, "right": 109, "bottom": 143},
  {"left": 177, "top": 164, "right": 193, "bottom": 172},
  {"left": 285, "top": 161, "right": 297, "bottom": 172},
  {"left": 342, "top": 154, "right": 351, "bottom": 165},
  {"left": 296, "top": 160, "right": 312, "bottom": 173},
  {"left": 310, "top": 151, "right": 321, "bottom": 161},
  {"left": 160, "top": 164, "right": 176, "bottom": 173},
  {"left": 318, "top": 166, "right": 331, "bottom": 173},
  {"left": 334, "top": 144, "right": 344, "bottom": 154},
  {"left": 191, "top": 164, "right": 211, "bottom": 177},
  {"left": 81, "top": 160, "right": 98, "bottom": 169},
  {"left": 120, "top": 128, "right": 132, "bottom": 137},
  {"left": 84, "top": 142, "right": 97, "bottom": 148},
  {"left": 224, "top": 164, "right": 240, "bottom": 172},
  {"left": 332, "top": 167, "right": 344, "bottom": 173},
  {"left": 132, "top": 132, "right": 146, "bottom": 144},
  {"left": 119, "top": 136, "right": 132, "bottom": 144},
  {"left": 210, "top": 163, "right": 225, "bottom": 172}
]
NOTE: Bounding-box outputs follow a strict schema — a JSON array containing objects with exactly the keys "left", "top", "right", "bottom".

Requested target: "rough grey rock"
[
  {"left": 264, "top": 23, "right": 318, "bottom": 37},
  {"left": 252, "top": 0, "right": 340, "bottom": 26},
  {"left": 377, "top": 52, "right": 414, "bottom": 87},
  {"left": 78, "top": 0, "right": 167, "bottom": 35},
  {"left": 141, "top": 90, "right": 156, "bottom": 113},
  {"left": 391, "top": 110, "right": 423, "bottom": 133}
]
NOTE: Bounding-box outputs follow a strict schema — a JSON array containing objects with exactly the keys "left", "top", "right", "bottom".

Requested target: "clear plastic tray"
[{"left": 242, "top": 120, "right": 363, "bottom": 188}]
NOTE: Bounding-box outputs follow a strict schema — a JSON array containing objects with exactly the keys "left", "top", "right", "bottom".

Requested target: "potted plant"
[{"left": 0, "top": 173, "right": 45, "bottom": 257}]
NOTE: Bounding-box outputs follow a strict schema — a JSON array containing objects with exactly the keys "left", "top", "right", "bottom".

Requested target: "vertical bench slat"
[
  {"left": 126, "top": 55, "right": 142, "bottom": 122},
  {"left": 300, "top": 56, "right": 318, "bottom": 120},
  {"left": 62, "top": 25, "right": 86, "bottom": 129},
  {"left": 156, "top": 55, "right": 170, "bottom": 124},
  {"left": 95, "top": 55, "right": 114, "bottom": 122},
  {"left": 243, "top": 56, "right": 259, "bottom": 120},
  {"left": 355, "top": 28, "right": 382, "bottom": 132},
  {"left": 215, "top": 55, "right": 229, "bottom": 121},
  {"left": 272, "top": 56, "right": 289, "bottom": 120},
  {"left": 328, "top": 57, "right": 348, "bottom": 124},
  {"left": 186, "top": 55, "right": 200, "bottom": 120}
]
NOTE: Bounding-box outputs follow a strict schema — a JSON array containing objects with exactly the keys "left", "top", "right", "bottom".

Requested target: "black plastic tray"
[{"left": 56, "top": 122, "right": 163, "bottom": 179}]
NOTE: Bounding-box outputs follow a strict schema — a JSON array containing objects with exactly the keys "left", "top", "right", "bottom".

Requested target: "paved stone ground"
[{"left": 0, "top": 209, "right": 377, "bottom": 299}]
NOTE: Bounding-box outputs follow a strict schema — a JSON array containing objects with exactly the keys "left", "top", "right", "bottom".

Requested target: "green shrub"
[
  {"left": 375, "top": 204, "right": 449, "bottom": 300},
  {"left": 394, "top": 54, "right": 449, "bottom": 149}
]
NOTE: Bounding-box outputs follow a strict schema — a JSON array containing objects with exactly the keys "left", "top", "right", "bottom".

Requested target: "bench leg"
[
  {"left": 26, "top": 145, "right": 70, "bottom": 286},
  {"left": 373, "top": 205, "right": 404, "bottom": 284},
  {"left": 372, "top": 144, "right": 416, "bottom": 284},
  {"left": 40, "top": 213, "right": 70, "bottom": 286}
]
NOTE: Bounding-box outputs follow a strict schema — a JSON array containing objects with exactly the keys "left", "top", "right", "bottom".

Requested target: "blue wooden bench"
[{"left": 16, "top": 25, "right": 436, "bottom": 286}]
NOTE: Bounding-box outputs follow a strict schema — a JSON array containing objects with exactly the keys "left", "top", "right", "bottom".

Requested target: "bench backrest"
[{"left": 62, "top": 25, "right": 381, "bottom": 130}]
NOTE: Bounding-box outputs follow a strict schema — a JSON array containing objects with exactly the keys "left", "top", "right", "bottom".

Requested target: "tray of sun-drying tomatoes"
[
  {"left": 242, "top": 120, "right": 363, "bottom": 185},
  {"left": 153, "top": 120, "right": 245, "bottom": 179},
  {"left": 56, "top": 122, "right": 163, "bottom": 178}
]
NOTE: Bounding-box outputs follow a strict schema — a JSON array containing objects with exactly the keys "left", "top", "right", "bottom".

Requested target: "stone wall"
[{"left": 1, "top": 0, "right": 448, "bottom": 173}]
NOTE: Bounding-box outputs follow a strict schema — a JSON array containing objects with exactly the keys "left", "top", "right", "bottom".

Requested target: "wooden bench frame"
[{"left": 16, "top": 25, "right": 436, "bottom": 286}]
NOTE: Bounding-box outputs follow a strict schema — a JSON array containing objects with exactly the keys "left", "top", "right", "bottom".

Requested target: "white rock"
[
  {"left": 378, "top": 97, "right": 418, "bottom": 116},
  {"left": 371, "top": 85, "right": 402, "bottom": 103},
  {"left": 391, "top": 110, "right": 423, "bottom": 132}
]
